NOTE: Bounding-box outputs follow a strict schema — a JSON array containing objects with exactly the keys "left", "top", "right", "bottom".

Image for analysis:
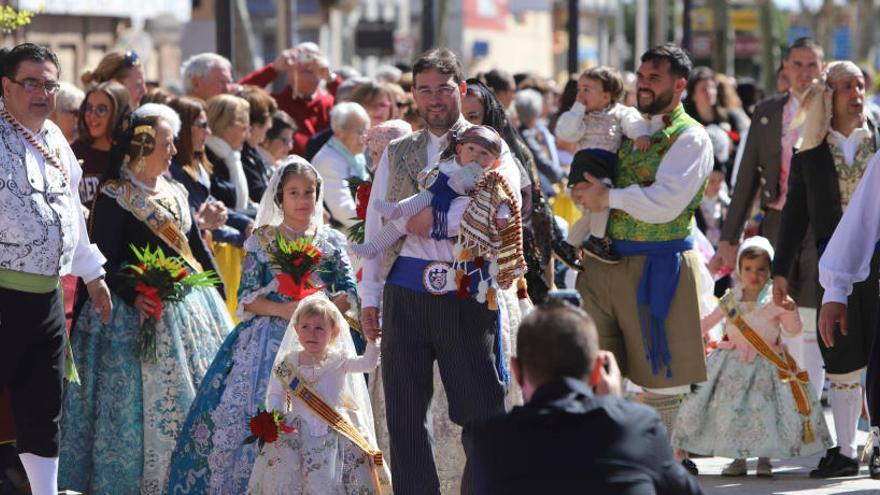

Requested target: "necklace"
[{"left": 1, "top": 105, "right": 69, "bottom": 186}]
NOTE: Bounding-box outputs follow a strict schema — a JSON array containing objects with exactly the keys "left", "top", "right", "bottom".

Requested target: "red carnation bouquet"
[
  {"left": 125, "top": 245, "right": 221, "bottom": 363},
  {"left": 346, "top": 176, "right": 372, "bottom": 244},
  {"left": 270, "top": 234, "right": 325, "bottom": 301},
  {"left": 244, "top": 408, "right": 297, "bottom": 450}
]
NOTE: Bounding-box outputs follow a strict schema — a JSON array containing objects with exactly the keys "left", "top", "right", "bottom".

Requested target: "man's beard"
[
  {"left": 421, "top": 104, "right": 459, "bottom": 132},
  {"left": 638, "top": 87, "right": 675, "bottom": 115}
]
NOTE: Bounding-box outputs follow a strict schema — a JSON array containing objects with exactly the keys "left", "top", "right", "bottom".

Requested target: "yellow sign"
[
  {"left": 691, "top": 8, "right": 714, "bottom": 32},
  {"left": 731, "top": 9, "right": 759, "bottom": 32}
]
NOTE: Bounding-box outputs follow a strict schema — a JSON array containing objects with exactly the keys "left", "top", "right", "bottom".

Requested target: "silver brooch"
[{"left": 760, "top": 117, "right": 769, "bottom": 125}]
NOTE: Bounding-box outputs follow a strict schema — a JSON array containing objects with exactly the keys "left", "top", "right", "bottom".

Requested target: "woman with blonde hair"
[
  {"left": 205, "top": 94, "right": 253, "bottom": 215},
  {"left": 81, "top": 50, "right": 148, "bottom": 108}
]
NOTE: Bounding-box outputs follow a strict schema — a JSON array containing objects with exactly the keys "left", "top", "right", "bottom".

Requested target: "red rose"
[
  {"left": 355, "top": 183, "right": 372, "bottom": 219},
  {"left": 249, "top": 411, "right": 279, "bottom": 443}
]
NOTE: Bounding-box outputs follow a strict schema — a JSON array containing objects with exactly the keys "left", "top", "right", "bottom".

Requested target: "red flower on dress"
[{"left": 245, "top": 408, "right": 298, "bottom": 449}]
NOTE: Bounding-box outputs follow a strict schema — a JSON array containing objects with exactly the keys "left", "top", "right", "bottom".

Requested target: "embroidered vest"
[
  {"left": 827, "top": 133, "right": 874, "bottom": 212},
  {"left": 0, "top": 120, "right": 77, "bottom": 276},
  {"left": 608, "top": 105, "right": 704, "bottom": 242},
  {"left": 380, "top": 118, "right": 472, "bottom": 278}
]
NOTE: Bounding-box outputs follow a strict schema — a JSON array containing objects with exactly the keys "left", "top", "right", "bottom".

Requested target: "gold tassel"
[
  {"left": 487, "top": 288, "right": 498, "bottom": 310},
  {"left": 803, "top": 419, "right": 815, "bottom": 444},
  {"left": 459, "top": 247, "right": 473, "bottom": 262}
]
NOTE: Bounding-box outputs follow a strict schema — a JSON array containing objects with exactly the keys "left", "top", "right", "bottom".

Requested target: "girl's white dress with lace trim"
[{"left": 247, "top": 341, "right": 389, "bottom": 494}]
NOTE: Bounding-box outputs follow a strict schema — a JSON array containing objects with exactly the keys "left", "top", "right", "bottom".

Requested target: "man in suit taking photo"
[{"left": 470, "top": 301, "right": 703, "bottom": 494}]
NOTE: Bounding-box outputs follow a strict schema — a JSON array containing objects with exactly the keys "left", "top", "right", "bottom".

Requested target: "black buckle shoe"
[
  {"left": 581, "top": 236, "right": 621, "bottom": 264},
  {"left": 681, "top": 458, "right": 698, "bottom": 476},
  {"left": 809, "top": 449, "right": 859, "bottom": 478},
  {"left": 870, "top": 447, "right": 880, "bottom": 480}
]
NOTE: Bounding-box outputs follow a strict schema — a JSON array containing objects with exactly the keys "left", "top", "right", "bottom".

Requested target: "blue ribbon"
[
  {"left": 428, "top": 173, "right": 461, "bottom": 240},
  {"left": 612, "top": 237, "right": 694, "bottom": 378},
  {"left": 387, "top": 256, "right": 509, "bottom": 385}
]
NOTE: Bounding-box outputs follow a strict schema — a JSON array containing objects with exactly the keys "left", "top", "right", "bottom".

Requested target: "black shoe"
[
  {"left": 870, "top": 447, "right": 880, "bottom": 480},
  {"left": 581, "top": 236, "right": 620, "bottom": 264},
  {"left": 681, "top": 458, "right": 698, "bottom": 476},
  {"left": 809, "top": 450, "right": 859, "bottom": 478},
  {"left": 815, "top": 447, "right": 839, "bottom": 471}
]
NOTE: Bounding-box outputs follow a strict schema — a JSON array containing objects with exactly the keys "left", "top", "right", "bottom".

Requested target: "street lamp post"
[{"left": 568, "top": 0, "right": 579, "bottom": 75}]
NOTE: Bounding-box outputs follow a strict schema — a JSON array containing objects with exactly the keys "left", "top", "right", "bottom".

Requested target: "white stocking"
[
  {"left": 18, "top": 453, "right": 58, "bottom": 495},
  {"left": 829, "top": 373, "right": 863, "bottom": 459}
]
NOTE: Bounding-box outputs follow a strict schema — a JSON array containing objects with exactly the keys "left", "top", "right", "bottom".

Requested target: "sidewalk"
[{"left": 696, "top": 408, "right": 880, "bottom": 494}]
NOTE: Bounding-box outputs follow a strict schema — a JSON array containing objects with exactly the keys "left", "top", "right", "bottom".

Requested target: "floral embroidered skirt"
[
  {"left": 672, "top": 348, "right": 832, "bottom": 459},
  {"left": 164, "top": 313, "right": 289, "bottom": 495},
  {"left": 59, "top": 288, "right": 232, "bottom": 495},
  {"left": 247, "top": 416, "right": 387, "bottom": 495}
]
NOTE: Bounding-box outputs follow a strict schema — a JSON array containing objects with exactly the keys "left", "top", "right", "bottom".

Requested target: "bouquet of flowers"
[
  {"left": 125, "top": 245, "right": 221, "bottom": 363},
  {"left": 244, "top": 408, "right": 297, "bottom": 450},
  {"left": 269, "top": 234, "right": 325, "bottom": 301},
  {"left": 347, "top": 176, "right": 372, "bottom": 244}
]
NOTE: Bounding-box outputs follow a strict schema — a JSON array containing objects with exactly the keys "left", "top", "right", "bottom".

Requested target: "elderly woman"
[
  {"left": 311, "top": 101, "right": 370, "bottom": 233},
  {"left": 236, "top": 85, "right": 277, "bottom": 203},
  {"left": 516, "top": 88, "right": 563, "bottom": 198},
  {"left": 71, "top": 81, "right": 132, "bottom": 207},
  {"left": 81, "top": 50, "right": 148, "bottom": 108},
  {"left": 205, "top": 94, "right": 255, "bottom": 216},
  {"left": 48, "top": 82, "right": 84, "bottom": 143},
  {"left": 58, "top": 106, "right": 232, "bottom": 494}
]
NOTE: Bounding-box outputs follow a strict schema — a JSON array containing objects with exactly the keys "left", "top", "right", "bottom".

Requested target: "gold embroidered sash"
[
  {"left": 274, "top": 359, "right": 390, "bottom": 494},
  {"left": 718, "top": 290, "right": 815, "bottom": 443},
  {"left": 102, "top": 179, "right": 203, "bottom": 272}
]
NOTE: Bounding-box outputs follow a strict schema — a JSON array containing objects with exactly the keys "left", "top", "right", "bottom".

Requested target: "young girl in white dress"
[{"left": 247, "top": 294, "right": 390, "bottom": 494}]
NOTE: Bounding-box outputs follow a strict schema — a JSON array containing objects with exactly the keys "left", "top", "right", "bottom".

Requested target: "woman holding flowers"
[
  {"left": 165, "top": 156, "right": 360, "bottom": 494},
  {"left": 59, "top": 106, "right": 233, "bottom": 494}
]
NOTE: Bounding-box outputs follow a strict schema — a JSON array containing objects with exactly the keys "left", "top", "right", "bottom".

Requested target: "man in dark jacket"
[{"left": 471, "top": 302, "right": 703, "bottom": 495}]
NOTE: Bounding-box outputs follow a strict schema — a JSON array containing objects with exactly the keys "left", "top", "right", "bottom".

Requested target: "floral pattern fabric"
[
  {"left": 164, "top": 225, "right": 359, "bottom": 495},
  {"left": 59, "top": 286, "right": 232, "bottom": 495}
]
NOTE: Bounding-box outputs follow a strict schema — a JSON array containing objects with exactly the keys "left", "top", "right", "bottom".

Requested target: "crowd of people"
[{"left": 0, "top": 33, "right": 879, "bottom": 495}]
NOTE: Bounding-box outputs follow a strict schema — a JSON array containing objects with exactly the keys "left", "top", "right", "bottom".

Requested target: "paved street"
[{"left": 696, "top": 409, "right": 880, "bottom": 494}]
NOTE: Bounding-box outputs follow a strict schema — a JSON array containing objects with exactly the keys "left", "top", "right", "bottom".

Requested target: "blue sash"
[
  {"left": 387, "top": 256, "right": 509, "bottom": 385},
  {"left": 612, "top": 237, "right": 694, "bottom": 378}
]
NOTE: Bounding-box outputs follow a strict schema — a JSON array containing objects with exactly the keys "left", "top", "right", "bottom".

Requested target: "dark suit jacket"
[
  {"left": 721, "top": 93, "right": 788, "bottom": 244},
  {"left": 773, "top": 124, "right": 880, "bottom": 277},
  {"left": 471, "top": 378, "right": 703, "bottom": 495},
  {"left": 241, "top": 142, "right": 272, "bottom": 203}
]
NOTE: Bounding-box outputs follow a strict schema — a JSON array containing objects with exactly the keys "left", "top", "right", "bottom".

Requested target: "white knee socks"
[
  {"left": 18, "top": 453, "right": 58, "bottom": 495},
  {"left": 829, "top": 376, "right": 863, "bottom": 459}
]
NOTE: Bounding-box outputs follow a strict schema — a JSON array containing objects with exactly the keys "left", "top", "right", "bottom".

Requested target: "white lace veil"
[
  {"left": 270, "top": 293, "right": 381, "bottom": 451},
  {"left": 255, "top": 155, "right": 326, "bottom": 229}
]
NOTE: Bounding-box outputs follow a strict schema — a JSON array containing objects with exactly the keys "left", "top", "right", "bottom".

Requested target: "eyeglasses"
[
  {"left": 415, "top": 85, "right": 457, "bottom": 99},
  {"left": 123, "top": 51, "right": 140, "bottom": 67},
  {"left": 83, "top": 104, "right": 110, "bottom": 117},
  {"left": 9, "top": 78, "right": 60, "bottom": 95}
]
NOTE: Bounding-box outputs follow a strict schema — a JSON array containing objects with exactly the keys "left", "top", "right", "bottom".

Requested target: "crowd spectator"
[
  {"left": 235, "top": 85, "right": 277, "bottom": 202},
  {"left": 81, "top": 50, "right": 147, "bottom": 108},
  {"left": 181, "top": 53, "right": 235, "bottom": 101},
  {"left": 312, "top": 101, "right": 370, "bottom": 234},
  {"left": 72, "top": 81, "right": 131, "bottom": 206},
  {"left": 263, "top": 110, "right": 297, "bottom": 165},
  {"left": 205, "top": 94, "right": 254, "bottom": 214},
  {"left": 239, "top": 42, "right": 341, "bottom": 156},
  {"left": 515, "top": 88, "right": 563, "bottom": 198},
  {"left": 48, "top": 82, "right": 83, "bottom": 143}
]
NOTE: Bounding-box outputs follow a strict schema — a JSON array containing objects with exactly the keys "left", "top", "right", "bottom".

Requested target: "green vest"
[{"left": 608, "top": 104, "right": 705, "bottom": 242}]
